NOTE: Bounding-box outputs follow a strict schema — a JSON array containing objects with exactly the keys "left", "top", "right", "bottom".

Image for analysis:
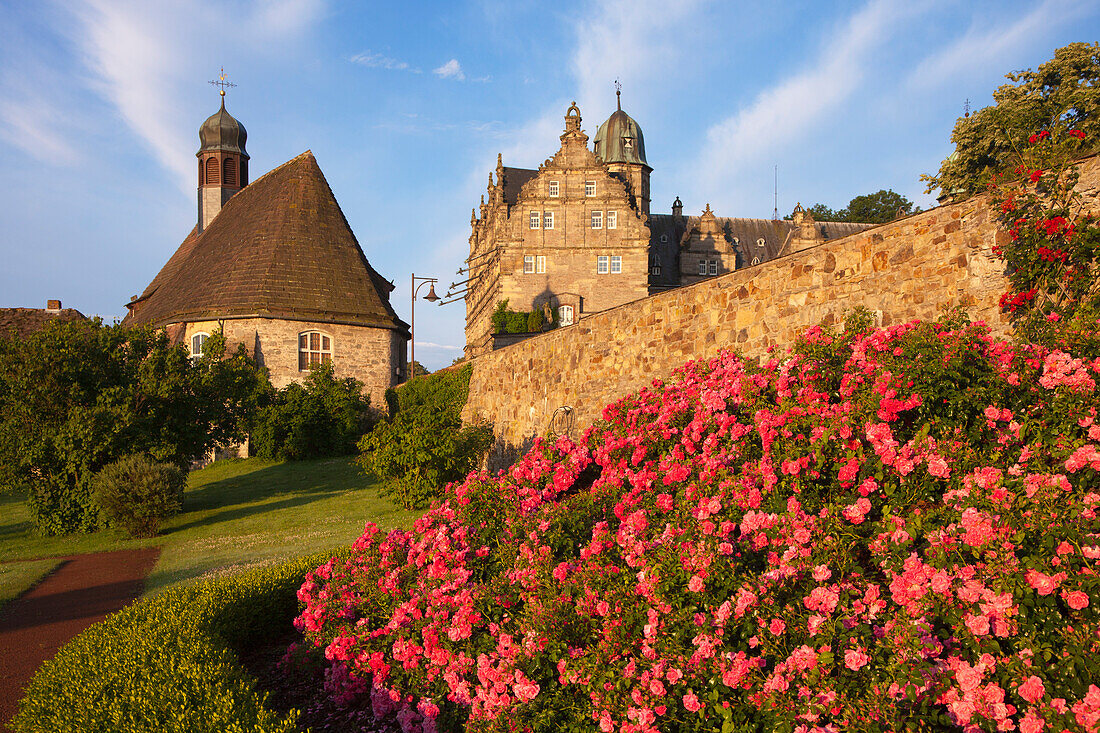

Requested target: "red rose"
[
  {"left": 1069, "top": 129, "right": 1085, "bottom": 139},
  {"left": 1029, "top": 169, "right": 1043, "bottom": 183}
]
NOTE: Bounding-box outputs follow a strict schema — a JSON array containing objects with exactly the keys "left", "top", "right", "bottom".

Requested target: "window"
[
  {"left": 543, "top": 211, "right": 554, "bottom": 229},
  {"left": 590, "top": 210, "right": 603, "bottom": 229},
  {"left": 548, "top": 180, "right": 559, "bottom": 197},
  {"left": 597, "top": 255, "right": 609, "bottom": 274},
  {"left": 205, "top": 156, "right": 219, "bottom": 185},
  {"left": 611, "top": 255, "right": 622, "bottom": 274},
  {"left": 607, "top": 211, "right": 617, "bottom": 229},
  {"left": 558, "top": 305, "right": 574, "bottom": 326},
  {"left": 699, "top": 260, "right": 707, "bottom": 276},
  {"left": 223, "top": 157, "right": 236, "bottom": 186},
  {"left": 650, "top": 254, "right": 662, "bottom": 276},
  {"left": 298, "top": 331, "right": 332, "bottom": 371},
  {"left": 190, "top": 332, "right": 209, "bottom": 359},
  {"left": 751, "top": 256, "right": 760, "bottom": 266},
  {"left": 529, "top": 211, "right": 540, "bottom": 229},
  {"left": 757, "top": 237, "right": 766, "bottom": 247},
  {"left": 536, "top": 255, "right": 546, "bottom": 273},
  {"left": 709, "top": 260, "right": 718, "bottom": 275},
  {"left": 585, "top": 181, "right": 595, "bottom": 197},
  {"left": 524, "top": 255, "right": 535, "bottom": 273},
  {"left": 660, "top": 234, "right": 668, "bottom": 243}
]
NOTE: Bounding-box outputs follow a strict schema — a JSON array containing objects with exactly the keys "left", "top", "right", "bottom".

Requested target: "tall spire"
[
  {"left": 197, "top": 70, "right": 248, "bottom": 233},
  {"left": 615, "top": 79, "right": 621, "bottom": 111}
]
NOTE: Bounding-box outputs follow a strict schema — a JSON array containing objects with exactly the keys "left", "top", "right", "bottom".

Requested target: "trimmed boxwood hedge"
[{"left": 12, "top": 551, "right": 340, "bottom": 733}]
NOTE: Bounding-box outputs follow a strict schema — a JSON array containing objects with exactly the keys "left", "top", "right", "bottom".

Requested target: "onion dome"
[
  {"left": 199, "top": 97, "right": 248, "bottom": 156},
  {"left": 594, "top": 91, "right": 647, "bottom": 166}
]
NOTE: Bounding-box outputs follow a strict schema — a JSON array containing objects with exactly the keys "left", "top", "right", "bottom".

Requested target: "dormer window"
[
  {"left": 190, "top": 332, "right": 209, "bottom": 359},
  {"left": 548, "top": 180, "right": 559, "bottom": 197},
  {"left": 622, "top": 135, "right": 634, "bottom": 150},
  {"left": 757, "top": 237, "right": 766, "bottom": 247},
  {"left": 660, "top": 234, "right": 668, "bottom": 243}
]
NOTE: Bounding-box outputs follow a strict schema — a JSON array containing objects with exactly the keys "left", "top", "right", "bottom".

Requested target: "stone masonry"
[{"left": 462, "top": 153, "right": 1100, "bottom": 451}]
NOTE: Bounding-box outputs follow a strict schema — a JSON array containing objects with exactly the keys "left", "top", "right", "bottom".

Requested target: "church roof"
[
  {"left": 122, "top": 151, "right": 407, "bottom": 333},
  {"left": 594, "top": 104, "right": 648, "bottom": 167},
  {"left": 199, "top": 98, "right": 248, "bottom": 156},
  {"left": 0, "top": 306, "right": 86, "bottom": 339}
]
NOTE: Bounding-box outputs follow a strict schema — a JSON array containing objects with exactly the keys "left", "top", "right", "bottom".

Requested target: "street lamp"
[{"left": 410, "top": 274, "right": 440, "bottom": 380}]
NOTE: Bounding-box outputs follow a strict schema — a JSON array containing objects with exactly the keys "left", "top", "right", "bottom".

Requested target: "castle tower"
[
  {"left": 197, "top": 90, "right": 249, "bottom": 233},
  {"left": 593, "top": 88, "right": 651, "bottom": 216}
]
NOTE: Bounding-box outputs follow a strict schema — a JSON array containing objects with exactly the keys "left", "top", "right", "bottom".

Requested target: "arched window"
[
  {"left": 205, "top": 156, "right": 220, "bottom": 185},
  {"left": 190, "top": 332, "right": 209, "bottom": 359},
  {"left": 298, "top": 331, "right": 332, "bottom": 371},
  {"left": 558, "top": 305, "right": 574, "bottom": 326},
  {"left": 223, "top": 157, "right": 236, "bottom": 186}
]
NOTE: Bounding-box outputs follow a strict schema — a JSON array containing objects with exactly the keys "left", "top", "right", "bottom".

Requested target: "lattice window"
[
  {"left": 190, "top": 332, "right": 209, "bottom": 359},
  {"left": 298, "top": 331, "right": 332, "bottom": 371}
]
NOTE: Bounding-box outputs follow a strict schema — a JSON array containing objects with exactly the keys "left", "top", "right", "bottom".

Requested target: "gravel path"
[{"left": 0, "top": 548, "right": 160, "bottom": 732}]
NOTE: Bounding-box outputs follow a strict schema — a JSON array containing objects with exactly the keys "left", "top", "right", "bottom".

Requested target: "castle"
[
  {"left": 464, "top": 93, "right": 871, "bottom": 356},
  {"left": 121, "top": 93, "right": 409, "bottom": 406}
]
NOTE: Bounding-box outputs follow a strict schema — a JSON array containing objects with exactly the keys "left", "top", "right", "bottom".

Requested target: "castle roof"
[
  {"left": 501, "top": 166, "right": 538, "bottom": 206},
  {"left": 122, "top": 151, "right": 407, "bottom": 334},
  {"left": 594, "top": 97, "right": 648, "bottom": 167},
  {"left": 0, "top": 306, "right": 86, "bottom": 339}
]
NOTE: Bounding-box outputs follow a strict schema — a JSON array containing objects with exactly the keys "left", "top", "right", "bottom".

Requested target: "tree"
[
  {"left": 0, "top": 320, "right": 268, "bottom": 534},
  {"left": 924, "top": 42, "right": 1100, "bottom": 200},
  {"left": 789, "top": 190, "right": 916, "bottom": 224},
  {"left": 842, "top": 189, "right": 917, "bottom": 224}
]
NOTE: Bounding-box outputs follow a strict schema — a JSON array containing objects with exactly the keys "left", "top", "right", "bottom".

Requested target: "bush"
[
  {"left": 251, "top": 363, "right": 373, "bottom": 461},
  {"left": 0, "top": 322, "right": 268, "bottom": 534},
  {"left": 491, "top": 299, "right": 554, "bottom": 334},
  {"left": 91, "top": 453, "right": 185, "bottom": 538},
  {"left": 358, "top": 365, "right": 492, "bottom": 509},
  {"left": 13, "top": 551, "right": 337, "bottom": 733},
  {"left": 298, "top": 317, "right": 1100, "bottom": 732}
]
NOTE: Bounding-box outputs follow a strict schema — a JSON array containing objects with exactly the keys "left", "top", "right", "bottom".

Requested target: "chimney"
[{"left": 46, "top": 300, "right": 61, "bottom": 312}]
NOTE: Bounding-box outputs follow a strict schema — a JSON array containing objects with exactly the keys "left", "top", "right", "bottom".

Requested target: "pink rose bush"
[{"left": 295, "top": 317, "right": 1100, "bottom": 732}]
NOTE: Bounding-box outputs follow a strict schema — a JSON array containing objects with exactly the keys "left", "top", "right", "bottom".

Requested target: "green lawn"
[{"left": 0, "top": 457, "right": 421, "bottom": 602}]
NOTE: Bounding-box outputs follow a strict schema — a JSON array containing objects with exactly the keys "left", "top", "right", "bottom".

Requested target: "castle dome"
[
  {"left": 594, "top": 92, "right": 647, "bottom": 167},
  {"left": 199, "top": 97, "right": 248, "bottom": 156}
]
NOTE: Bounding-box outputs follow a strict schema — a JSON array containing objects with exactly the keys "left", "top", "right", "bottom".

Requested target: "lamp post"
[{"left": 410, "top": 274, "right": 440, "bottom": 380}]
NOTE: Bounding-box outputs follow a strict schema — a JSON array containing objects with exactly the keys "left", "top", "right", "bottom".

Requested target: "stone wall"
[
  {"left": 181, "top": 317, "right": 404, "bottom": 408},
  {"left": 463, "top": 153, "right": 1100, "bottom": 450}
]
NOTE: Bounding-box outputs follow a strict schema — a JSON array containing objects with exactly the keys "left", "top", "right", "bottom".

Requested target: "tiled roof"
[
  {"left": 122, "top": 151, "right": 408, "bottom": 334},
  {"left": 501, "top": 167, "right": 538, "bottom": 206},
  {"left": 0, "top": 307, "right": 86, "bottom": 339}
]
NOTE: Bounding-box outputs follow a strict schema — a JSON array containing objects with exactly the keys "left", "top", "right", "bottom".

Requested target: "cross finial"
[{"left": 209, "top": 67, "right": 236, "bottom": 97}]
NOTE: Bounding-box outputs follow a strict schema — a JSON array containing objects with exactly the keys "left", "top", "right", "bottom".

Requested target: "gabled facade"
[
  {"left": 464, "top": 98, "right": 873, "bottom": 357},
  {"left": 122, "top": 97, "right": 409, "bottom": 405}
]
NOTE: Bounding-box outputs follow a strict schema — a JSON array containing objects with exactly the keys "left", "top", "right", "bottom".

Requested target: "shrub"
[
  {"left": 91, "top": 453, "right": 185, "bottom": 538},
  {"left": 491, "top": 299, "right": 554, "bottom": 335},
  {"left": 251, "top": 363, "right": 373, "bottom": 461},
  {"left": 0, "top": 322, "right": 268, "bottom": 534},
  {"left": 359, "top": 365, "right": 492, "bottom": 509},
  {"left": 298, "top": 317, "right": 1100, "bottom": 733},
  {"left": 13, "top": 551, "right": 337, "bottom": 733},
  {"left": 527, "top": 308, "right": 546, "bottom": 333}
]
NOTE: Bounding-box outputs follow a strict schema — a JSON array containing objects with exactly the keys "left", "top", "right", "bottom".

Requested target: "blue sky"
[{"left": 2, "top": 0, "right": 1098, "bottom": 370}]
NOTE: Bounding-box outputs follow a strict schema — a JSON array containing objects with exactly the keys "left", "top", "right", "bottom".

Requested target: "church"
[
  {"left": 121, "top": 91, "right": 409, "bottom": 406},
  {"left": 464, "top": 93, "right": 870, "bottom": 356}
]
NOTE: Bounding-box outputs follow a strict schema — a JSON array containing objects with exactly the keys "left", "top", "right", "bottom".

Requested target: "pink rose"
[
  {"left": 1026, "top": 570, "right": 1059, "bottom": 596},
  {"left": 844, "top": 648, "right": 870, "bottom": 671},
  {"left": 769, "top": 618, "right": 786, "bottom": 635},
  {"left": 688, "top": 575, "right": 705, "bottom": 593},
  {"left": 682, "top": 691, "right": 702, "bottom": 712},
  {"left": 1017, "top": 675, "right": 1045, "bottom": 703},
  {"left": 1062, "top": 590, "right": 1089, "bottom": 610}
]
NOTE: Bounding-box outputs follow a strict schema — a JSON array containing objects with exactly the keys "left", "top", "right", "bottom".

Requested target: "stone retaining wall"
[{"left": 462, "top": 154, "right": 1100, "bottom": 451}]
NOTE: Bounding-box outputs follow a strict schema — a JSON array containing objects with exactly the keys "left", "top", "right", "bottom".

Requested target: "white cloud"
[
  {"left": 350, "top": 50, "right": 419, "bottom": 72},
  {"left": 906, "top": 0, "right": 1095, "bottom": 89},
  {"left": 0, "top": 77, "right": 80, "bottom": 165},
  {"left": 433, "top": 59, "right": 466, "bottom": 81},
  {"left": 690, "top": 0, "right": 913, "bottom": 202},
  {"left": 415, "top": 341, "right": 461, "bottom": 350},
  {"left": 66, "top": 0, "right": 323, "bottom": 196}
]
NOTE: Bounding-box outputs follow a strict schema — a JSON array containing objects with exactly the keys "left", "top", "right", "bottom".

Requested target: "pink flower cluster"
[{"left": 295, "top": 319, "right": 1100, "bottom": 733}]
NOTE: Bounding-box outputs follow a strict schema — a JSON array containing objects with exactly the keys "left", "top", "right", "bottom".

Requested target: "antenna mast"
[{"left": 773, "top": 165, "right": 778, "bottom": 220}]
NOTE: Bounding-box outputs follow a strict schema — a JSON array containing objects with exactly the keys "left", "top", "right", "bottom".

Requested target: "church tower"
[
  {"left": 197, "top": 86, "right": 249, "bottom": 233},
  {"left": 593, "top": 88, "right": 651, "bottom": 216}
]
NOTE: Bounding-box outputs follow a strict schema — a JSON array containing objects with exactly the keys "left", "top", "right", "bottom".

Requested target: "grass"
[
  {"left": 0, "top": 456, "right": 422, "bottom": 601},
  {"left": 0, "top": 559, "right": 62, "bottom": 610}
]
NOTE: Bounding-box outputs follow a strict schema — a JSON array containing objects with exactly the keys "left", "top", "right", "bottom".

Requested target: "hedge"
[{"left": 12, "top": 551, "right": 340, "bottom": 733}]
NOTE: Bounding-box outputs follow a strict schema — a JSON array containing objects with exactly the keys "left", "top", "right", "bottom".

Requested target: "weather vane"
[{"left": 209, "top": 67, "right": 236, "bottom": 97}]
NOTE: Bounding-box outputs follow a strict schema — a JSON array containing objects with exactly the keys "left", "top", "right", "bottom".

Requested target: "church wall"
[
  {"left": 182, "top": 318, "right": 403, "bottom": 408},
  {"left": 462, "top": 152, "right": 1100, "bottom": 450}
]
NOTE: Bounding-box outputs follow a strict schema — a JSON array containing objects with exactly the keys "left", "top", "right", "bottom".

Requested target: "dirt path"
[{"left": 0, "top": 548, "right": 160, "bottom": 732}]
